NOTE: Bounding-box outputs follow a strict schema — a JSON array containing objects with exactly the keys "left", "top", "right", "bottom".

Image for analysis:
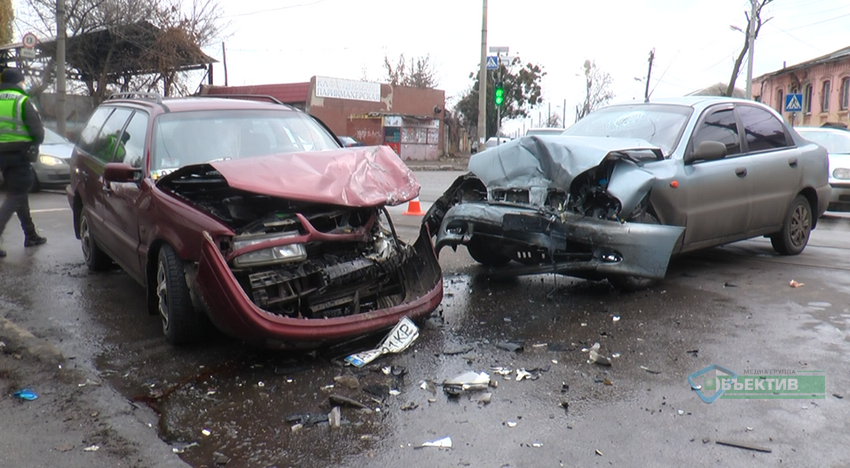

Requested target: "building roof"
[
  {"left": 757, "top": 45, "right": 850, "bottom": 80},
  {"left": 203, "top": 82, "right": 311, "bottom": 104}
]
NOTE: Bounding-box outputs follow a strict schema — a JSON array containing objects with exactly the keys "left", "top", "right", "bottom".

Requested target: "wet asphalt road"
[{"left": 1, "top": 172, "right": 850, "bottom": 467}]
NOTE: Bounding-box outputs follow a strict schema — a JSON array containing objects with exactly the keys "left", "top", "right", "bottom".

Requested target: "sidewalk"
[{"left": 404, "top": 152, "right": 471, "bottom": 171}]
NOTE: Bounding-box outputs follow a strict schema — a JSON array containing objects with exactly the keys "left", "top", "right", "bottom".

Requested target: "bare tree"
[
  {"left": 726, "top": 0, "right": 774, "bottom": 97},
  {"left": 0, "top": 0, "right": 13, "bottom": 44},
  {"left": 18, "top": 0, "right": 226, "bottom": 99},
  {"left": 575, "top": 60, "right": 614, "bottom": 122},
  {"left": 545, "top": 112, "right": 562, "bottom": 128},
  {"left": 383, "top": 53, "right": 439, "bottom": 88}
]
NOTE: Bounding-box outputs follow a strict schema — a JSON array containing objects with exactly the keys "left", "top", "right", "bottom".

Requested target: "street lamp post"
[{"left": 745, "top": 0, "right": 757, "bottom": 100}]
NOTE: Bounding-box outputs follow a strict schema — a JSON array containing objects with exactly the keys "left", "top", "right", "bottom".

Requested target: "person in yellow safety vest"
[
  {"left": 104, "top": 130, "right": 128, "bottom": 161},
  {"left": 0, "top": 68, "right": 46, "bottom": 258}
]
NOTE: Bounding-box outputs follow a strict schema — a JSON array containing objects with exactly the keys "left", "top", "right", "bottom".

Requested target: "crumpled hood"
[
  {"left": 469, "top": 135, "right": 662, "bottom": 189},
  {"left": 208, "top": 146, "right": 420, "bottom": 207}
]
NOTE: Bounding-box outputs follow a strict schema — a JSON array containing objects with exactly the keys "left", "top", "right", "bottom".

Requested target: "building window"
[
  {"left": 804, "top": 84, "right": 813, "bottom": 114},
  {"left": 822, "top": 81, "right": 831, "bottom": 113},
  {"left": 841, "top": 77, "right": 850, "bottom": 110}
]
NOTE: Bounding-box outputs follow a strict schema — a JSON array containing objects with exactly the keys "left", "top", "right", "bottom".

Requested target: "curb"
[{"left": 0, "top": 316, "right": 64, "bottom": 365}]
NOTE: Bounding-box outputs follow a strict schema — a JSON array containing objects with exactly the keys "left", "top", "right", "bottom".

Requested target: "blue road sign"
[
  {"left": 785, "top": 93, "right": 803, "bottom": 112},
  {"left": 486, "top": 56, "right": 498, "bottom": 70}
]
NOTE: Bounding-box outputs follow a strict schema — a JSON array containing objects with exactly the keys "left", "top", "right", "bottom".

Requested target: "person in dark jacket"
[{"left": 0, "top": 68, "right": 46, "bottom": 258}]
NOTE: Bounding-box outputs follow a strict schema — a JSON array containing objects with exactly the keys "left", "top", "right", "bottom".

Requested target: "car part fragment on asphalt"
[
  {"left": 789, "top": 279, "right": 804, "bottom": 288},
  {"left": 443, "top": 371, "right": 491, "bottom": 395},
  {"left": 715, "top": 439, "right": 772, "bottom": 453},
  {"left": 345, "top": 317, "right": 419, "bottom": 367},
  {"left": 328, "top": 406, "right": 341, "bottom": 429},
  {"left": 586, "top": 343, "right": 612, "bottom": 366},
  {"left": 328, "top": 394, "right": 370, "bottom": 411},
  {"left": 416, "top": 436, "right": 452, "bottom": 449},
  {"left": 12, "top": 388, "right": 38, "bottom": 400},
  {"left": 496, "top": 341, "right": 524, "bottom": 352}
]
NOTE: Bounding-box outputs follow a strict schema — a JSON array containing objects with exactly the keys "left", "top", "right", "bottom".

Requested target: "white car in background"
[
  {"left": 0, "top": 128, "right": 74, "bottom": 192},
  {"left": 795, "top": 126, "right": 850, "bottom": 212}
]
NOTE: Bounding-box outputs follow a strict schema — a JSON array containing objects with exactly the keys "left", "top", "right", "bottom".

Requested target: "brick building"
[
  {"left": 202, "top": 76, "right": 446, "bottom": 160},
  {"left": 754, "top": 46, "right": 850, "bottom": 128}
]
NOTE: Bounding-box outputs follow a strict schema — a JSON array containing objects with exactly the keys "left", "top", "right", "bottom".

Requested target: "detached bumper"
[
  {"left": 435, "top": 203, "right": 684, "bottom": 279},
  {"left": 194, "top": 225, "right": 443, "bottom": 348}
]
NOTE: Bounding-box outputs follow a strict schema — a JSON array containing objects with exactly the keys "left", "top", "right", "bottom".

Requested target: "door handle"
[
  {"left": 788, "top": 157, "right": 798, "bottom": 168},
  {"left": 735, "top": 167, "right": 747, "bottom": 177}
]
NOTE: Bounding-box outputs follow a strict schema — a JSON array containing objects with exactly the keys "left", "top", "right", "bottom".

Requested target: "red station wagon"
[{"left": 66, "top": 93, "right": 442, "bottom": 348}]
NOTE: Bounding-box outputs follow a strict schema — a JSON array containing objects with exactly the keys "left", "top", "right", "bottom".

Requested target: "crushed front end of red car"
[{"left": 158, "top": 146, "right": 443, "bottom": 347}]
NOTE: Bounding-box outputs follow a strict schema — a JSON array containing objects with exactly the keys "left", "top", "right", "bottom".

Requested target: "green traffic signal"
[{"left": 494, "top": 83, "right": 504, "bottom": 106}]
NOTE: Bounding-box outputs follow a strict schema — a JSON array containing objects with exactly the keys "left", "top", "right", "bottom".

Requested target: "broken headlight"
[{"left": 232, "top": 232, "right": 307, "bottom": 268}]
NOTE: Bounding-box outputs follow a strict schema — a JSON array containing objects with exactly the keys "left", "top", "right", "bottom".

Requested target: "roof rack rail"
[
  {"left": 106, "top": 92, "right": 163, "bottom": 104},
  {"left": 198, "top": 94, "right": 284, "bottom": 105}
]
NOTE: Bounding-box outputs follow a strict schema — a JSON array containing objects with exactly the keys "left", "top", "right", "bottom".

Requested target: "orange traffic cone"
[{"left": 403, "top": 197, "right": 426, "bottom": 216}]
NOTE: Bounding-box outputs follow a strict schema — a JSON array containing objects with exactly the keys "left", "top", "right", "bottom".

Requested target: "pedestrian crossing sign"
[
  {"left": 486, "top": 56, "right": 498, "bottom": 70},
  {"left": 785, "top": 93, "right": 803, "bottom": 112}
]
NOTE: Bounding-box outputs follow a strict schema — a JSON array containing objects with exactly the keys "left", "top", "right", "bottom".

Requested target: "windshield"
[
  {"left": 43, "top": 128, "right": 70, "bottom": 145},
  {"left": 797, "top": 130, "right": 850, "bottom": 154},
  {"left": 563, "top": 104, "right": 693, "bottom": 155},
  {"left": 151, "top": 109, "right": 340, "bottom": 178}
]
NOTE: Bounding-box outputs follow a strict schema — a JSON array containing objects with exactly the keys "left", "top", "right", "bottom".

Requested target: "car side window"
[
  {"left": 77, "top": 107, "right": 114, "bottom": 155},
  {"left": 692, "top": 109, "right": 741, "bottom": 157},
  {"left": 120, "top": 111, "right": 149, "bottom": 168},
  {"left": 93, "top": 107, "right": 133, "bottom": 163},
  {"left": 736, "top": 105, "right": 790, "bottom": 152}
]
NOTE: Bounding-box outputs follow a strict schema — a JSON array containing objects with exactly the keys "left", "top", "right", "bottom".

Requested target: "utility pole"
[
  {"left": 644, "top": 49, "right": 654, "bottom": 103},
  {"left": 56, "top": 0, "right": 66, "bottom": 137},
  {"left": 745, "top": 0, "right": 757, "bottom": 100},
  {"left": 562, "top": 98, "right": 566, "bottom": 128},
  {"left": 477, "top": 0, "right": 487, "bottom": 149}
]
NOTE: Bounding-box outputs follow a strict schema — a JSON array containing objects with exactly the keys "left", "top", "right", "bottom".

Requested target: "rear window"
[
  {"left": 150, "top": 109, "right": 340, "bottom": 178},
  {"left": 563, "top": 104, "right": 693, "bottom": 156}
]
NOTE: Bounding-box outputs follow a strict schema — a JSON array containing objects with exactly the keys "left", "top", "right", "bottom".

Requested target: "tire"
[
  {"left": 466, "top": 239, "right": 511, "bottom": 267},
  {"left": 79, "top": 210, "right": 112, "bottom": 271},
  {"left": 156, "top": 244, "right": 204, "bottom": 345},
  {"left": 770, "top": 195, "right": 812, "bottom": 255},
  {"left": 607, "top": 211, "right": 659, "bottom": 292}
]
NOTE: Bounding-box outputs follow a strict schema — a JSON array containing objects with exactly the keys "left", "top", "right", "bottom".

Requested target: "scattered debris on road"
[
  {"left": 587, "top": 343, "right": 612, "bottom": 366},
  {"left": 328, "top": 406, "right": 341, "bottom": 429},
  {"left": 496, "top": 342, "right": 524, "bottom": 352},
  {"left": 443, "top": 371, "right": 491, "bottom": 395},
  {"left": 12, "top": 388, "right": 37, "bottom": 401},
  {"left": 789, "top": 279, "right": 804, "bottom": 288},
  {"left": 640, "top": 366, "right": 662, "bottom": 374}
]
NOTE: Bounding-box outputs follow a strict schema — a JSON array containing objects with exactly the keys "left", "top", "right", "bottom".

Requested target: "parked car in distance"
[
  {"left": 485, "top": 136, "right": 511, "bottom": 149},
  {"left": 794, "top": 126, "right": 850, "bottom": 212},
  {"left": 425, "top": 97, "right": 830, "bottom": 290},
  {"left": 525, "top": 127, "right": 565, "bottom": 136},
  {"left": 0, "top": 127, "right": 74, "bottom": 192},
  {"left": 66, "top": 93, "right": 442, "bottom": 348},
  {"left": 338, "top": 135, "right": 365, "bottom": 147}
]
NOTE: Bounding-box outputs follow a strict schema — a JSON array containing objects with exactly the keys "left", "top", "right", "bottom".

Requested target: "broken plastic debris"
[
  {"left": 677, "top": 409, "right": 684, "bottom": 415},
  {"left": 532, "top": 442, "right": 543, "bottom": 447},
  {"left": 77, "top": 378, "right": 102, "bottom": 387},
  {"left": 516, "top": 369, "right": 532, "bottom": 381},
  {"left": 328, "top": 406, "right": 341, "bottom": 429},
  {"left": 595, "top": 449, "right": 603, "bottom": 456},
  {"left": 443, "top": 371, "right": 491, "bottom": 395},
  {"left": 506, "top": 421, "right": 517, "bottom": 428},
  {"left": 171, "top": 442, "right": 199, "bottom": 454},
  {"left": 588, "top": 343, "right": 612, "bottom": 366},
  {"left": 12, "top": 388, "right": 38, "bottom": 401},
  {"left": 491, "top": 366, "right": 512, "bottom": 376},
  {"left": 401, "top": 401, "right": 419, "bottom": 411},
  {"left": 329, "top": 394, "right": 370, "bottom": 410},
  {"left": 389, "top": 389, "right": 401, "bottom": 396},
  {"left": 201, "top": 429, "right": 211, "bottom": 436},
  {"left": 603, "top": 378, "right": 613, "bottom": 386},
  {"left": 613, "top": 315, "right": 621, "bottom": 322},
  {"left": 478, "top": 392, "right": 492, "bottom": 405},
  {"left": 496, "top": 342, "right": 524, "bottom": 352},
  {"left": 417, "top": 436, "right": 452, "bottom": 449},
  {"left": 611, "top": 352, "right": 621, "bottom": 358},
  {"left": 640, "top": 366, "right": 662, "bottom": 374},
  {"left": 345, "top": 317, "right": 419, "bottom": 367},
  {"left": 789, "top": 279, "right": 804, "bottom": 288},
  {"left": 83, "top": 445, "right": 100, "bottom": 452}
]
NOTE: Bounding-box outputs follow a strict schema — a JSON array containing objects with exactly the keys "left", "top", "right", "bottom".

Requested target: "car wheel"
[
  {"left": 29, "top": 167, "right": 40, "bottom": 193},
  {"left": 79, "top": 210, "right": 112, "bottom": 271},
  {"left": 466, "top": 239, "right": 511, "bottom": 267},
  {"left": 770, "top": 195, "right": 812, "bottom": 255},
  {"left": 157, "top": 244, "right": 203, "bottom": 345},
  {"left": 607, "top": 211, "right": 659, "bottom": 291}
]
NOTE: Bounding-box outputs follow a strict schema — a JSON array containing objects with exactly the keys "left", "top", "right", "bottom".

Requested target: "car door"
[
  {"left": 681, "top": 106, "right": 751, "bottom": 247},
  {"left": 81, "top": 107, "right": 134, "bottom": 267},
  {"left": 734, "top": 104, "right": 800, "bottom": 232},
  {"left": 99, "top": 110, "right": 150, "bottom": 282}
]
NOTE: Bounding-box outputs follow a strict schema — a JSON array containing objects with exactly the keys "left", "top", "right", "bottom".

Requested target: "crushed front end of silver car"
[{"left": 424, "top": 136, "right": 685, "bottom": 280}]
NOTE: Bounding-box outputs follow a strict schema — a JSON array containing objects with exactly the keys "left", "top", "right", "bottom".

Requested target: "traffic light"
[{"left": 494, "top": 82, "right": 504, "bottom": 106}]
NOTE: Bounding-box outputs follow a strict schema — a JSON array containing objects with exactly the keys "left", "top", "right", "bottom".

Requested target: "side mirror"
[
  {"left": 103, "top": 162, "right": 142, "bottom": 183},
  {"left": 685, "top": 141, "right": 727, "bottom": 164}
]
